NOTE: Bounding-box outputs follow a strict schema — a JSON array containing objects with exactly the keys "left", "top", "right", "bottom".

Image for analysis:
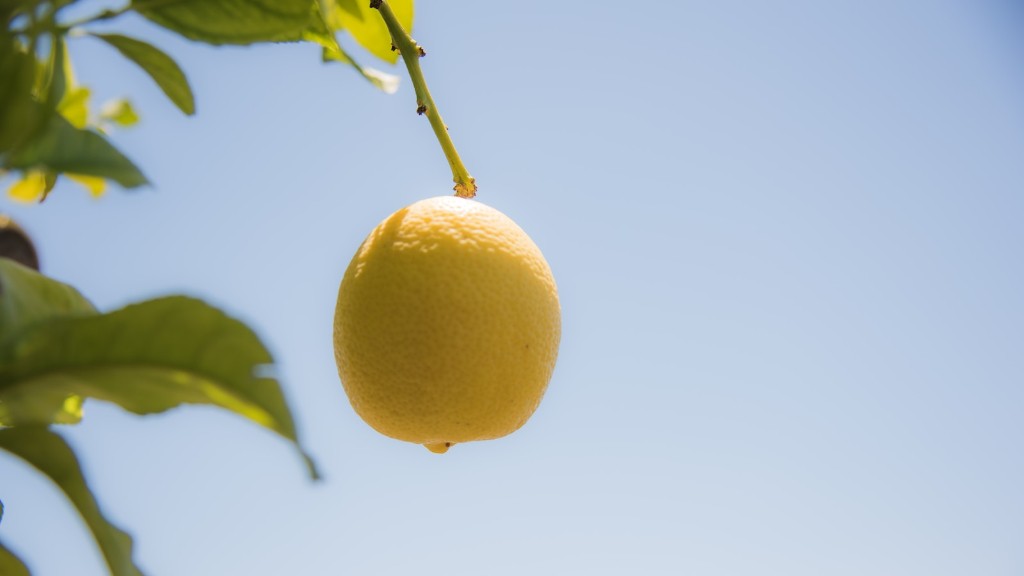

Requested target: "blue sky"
[{"left": 2, "top": 0, "right": 1023, "bottom": 574}]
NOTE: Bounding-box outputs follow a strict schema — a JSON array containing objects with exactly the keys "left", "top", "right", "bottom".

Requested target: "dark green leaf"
[
  {"left": 0, "top": 539, "right": 31, "bottom": 576},
  {"left": 132, "top": 0, "right": 314, "bottom": 45},
  {"left": 0, "top": 426, "right": 143, "bottom": 576},
  {"left": 0, "top": 37, "right": 46, "bottom": 156},
  {"left": 0, "top": 296, "right": 318, "bottom": 478},
  {"left": 0, "top": 260, "right": 95, "bottom": 426},
  {"left": 5, "top": 114, "right": 148, "bottom": 188},
  {"left": 91, "top": 34, "right": 194, "bottom": 115}
]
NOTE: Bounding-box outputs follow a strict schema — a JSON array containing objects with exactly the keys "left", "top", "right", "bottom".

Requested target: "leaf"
[
  {"left": 67, "top": 173, "right": 107, "bottom": 197},
  {"left": 329, "top": 0, "right": 413, "bottom": 64},
  {"left": 0, "top": 295, "right": 319, "bottom": 479},
  {"left": 57, "top": 86, "right": 91, "bottom": 129},
  {"left": 0, "top": 426, "right": 143, "bottom": 576},
  {"left": 0, "top": 259, "right": 95, "bottom": 425},
  {"left": 0, "top": 259, "right": 97, "bottom": 339},
  {"left": 91, "top": 34, "right": 194, "bottom": 115},
  {"left": 6, "top": 170, "right": 47, "bottom": 203},
  {"left": 0, "top": 37, "right": 46, "bottom": 156},
  {"left": 4, "top": 114, "right": 148, "bottom": 189},
  {"left": 0, "top": 539, "right": 31, "bottom": 576},
  {"left": 100, "top": 99, "right": 140, "bottom": 128},
  {"left": 305, "top": 2, "right": 399, "bottom": 93},
  {"left": 132, "top": 0, "right": 315, "bottom": 45}
]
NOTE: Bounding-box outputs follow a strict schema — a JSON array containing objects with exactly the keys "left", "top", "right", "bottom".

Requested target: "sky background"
[{"left": 2, "top": 0, "right": 1024, "bottom": 574}]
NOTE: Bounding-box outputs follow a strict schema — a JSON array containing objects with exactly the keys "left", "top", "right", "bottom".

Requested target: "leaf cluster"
[
  {"left": 0, "top": 258, "right": 319, "bottom": 575},
  {"left": 1, "top": 0, "right": 413, "bottom": 201}
]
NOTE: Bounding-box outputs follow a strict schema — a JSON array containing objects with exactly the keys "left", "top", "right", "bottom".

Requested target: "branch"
[{"left": 371, "top": 0, "right": 477, "bottom": 198}]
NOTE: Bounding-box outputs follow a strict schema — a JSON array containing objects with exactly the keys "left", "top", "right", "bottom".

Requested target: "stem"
[{"left": 371, "top": 0, "right": 477, "bottom": 198}]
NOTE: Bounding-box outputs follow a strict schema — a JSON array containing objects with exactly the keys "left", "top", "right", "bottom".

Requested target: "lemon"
[{"left": 333, "top": 196, "right": 561, "bottom": 453}]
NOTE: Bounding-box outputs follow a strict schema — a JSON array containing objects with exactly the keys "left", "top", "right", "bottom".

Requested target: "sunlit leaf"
[
  {"left": 132, "top": 0, "right": 314, "bottom": 45},
  {"left": 0, "top": 426, "right": 143, "bottom": 576},
  {"left": 0, "top": 295, "right": 318, "bottom": 479},
  {"left": 67, "top": 173, "right": 107, "bottom": 197},
  {"left": 6, "top": 171, "right": 47, "bottom": 203},
  {"left": 57, "top": 86, "right": 91, "bottom": 129},
  {"left": 91, "top": 34, "right": 194, "bottom": 115},
  {"left": 306, "top": 3, "right": 399, "bottom": 93},
  {"left": 0, "top": 539, "right": 31, "bottom": 576},
  {"left": 330, "top": 0, "right": 413, "bottom": 64},
  {"left": 100, "top": 99, "right": 140, "bottom": 128},
  {"left": 5, "top": 114, "right": 148, "bottom": 189}
]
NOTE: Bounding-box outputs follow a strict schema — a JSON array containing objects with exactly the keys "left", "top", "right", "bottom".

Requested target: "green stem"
[{"left": 371, "top": 0, "right": 477, "bottom": 198}]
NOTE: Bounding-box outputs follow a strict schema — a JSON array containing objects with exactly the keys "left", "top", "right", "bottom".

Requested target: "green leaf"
[
  {"left": 305, "top": 4, "right": 399, "bottom": 93},
  {"left": 132, "top": 0, "right": 314, "bottom": 45},
  {"left": 4, "top": 114, "right": 148, "bottom": 189},
  {"left": 330, "top": 0, "right": 413, "bottom": 64},
  {"left": 0, "top": 260, "right": 95, "bottom": 426},
  {"left": 57, "top": 86, "right": 91, "bottom": 129},
  {"left": 91, "top": 34, "right": 194, "bottom": 116},
  {"left": 0, "top": 259, "right": 97, "bottom": 343},
  {"left": 100, "top": 99, "right": 141, "bottom": 127},
  {"left": 0, "top": 37, "right": 46, "bottom": 156},
  {"left": 0, "top": 295, "right": 319, "bottom": 479},
  {"left": 0, "top": 539, "right": 31, "bottom": 576},
  {"left": 0, "top": 426, "right": 143, "bottom": 576}
]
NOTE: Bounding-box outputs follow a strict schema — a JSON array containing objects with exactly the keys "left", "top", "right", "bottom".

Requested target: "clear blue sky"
[{"left": 2, "top": 0, "right": 1023, "bottom": 574}]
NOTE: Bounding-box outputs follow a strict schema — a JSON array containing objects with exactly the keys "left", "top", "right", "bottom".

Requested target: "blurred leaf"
[
  {"left": 132, "top": 0, "right": 314, "bottom": 45},
  {"left": 0, "top": 426, "right": 143, "bottom": 576},
  {"left": 100, "top": 99, "right": 140, "bottom": 127},
  {"left": 0, "top": 260, "right": 95, "bottom": 425},
  {"left": 306, "top": 2, "right": 399, "bottom": 93},
  {"left": 0, "top": 539, "right": 31, "bottom": 576},
  {"left": 57, "top": 86, "right": 91, "bottom": 129},
  {"left": 6, "top": 171, "right": 47, "bottom": 203},
  {"left": 0, "top": 259, "right": 97, "bottom": 343},
  {"left": 66, "top": 173, "right": 107, "bottom": 197},
  {"left": 5, "top": 114, "right": 148, "bottom": 189},
  {"left": 0, "top": 295, "right": 319, "bottom": 479},
  {"left": 0, "top": 37, "right": 46, "bottom": 156},
  {"left": 91, "top": 34, "right": 194, "bottom": 115},
  {"left": 329, "top": 0, "right": 413, "bottom": 64}
]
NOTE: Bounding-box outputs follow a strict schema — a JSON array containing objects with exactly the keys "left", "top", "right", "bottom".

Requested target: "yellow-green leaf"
[
  {"left": 0, "top": 294, "right": 318, "bottom": 478},
  {"left": 6, "top": 171, "right": 46, "bottom": 203},
  {"left": 100, "top": 99, "right": 140, "bottom": 127},
  {"left": 330, "top": 0, "right": 413, "bottom": 65},
  {"left": 67, "top": 173, "right": 107, "bottom": 197},
  {"left": 58, "top": 86, "right": 91, "bottom": 129}
]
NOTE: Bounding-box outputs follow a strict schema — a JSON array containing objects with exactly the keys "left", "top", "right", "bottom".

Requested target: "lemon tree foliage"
[
  {"left": 1, "top": 0, "right": 413, "bottom": 200},
  {"left": 0, "top": 259, "right": 319, "bottom": 573},
  {"left": 0, "top": 539, "right": 32, "bottom": 576},
  {"left": 0, "top": 1, "right": 417, "bottom": 572},
  {"left": 0, "top": 426, "right": 142, "bottom": 576},
  {"left": 90, "top": 33, "right": 194, "bottom": 115}
]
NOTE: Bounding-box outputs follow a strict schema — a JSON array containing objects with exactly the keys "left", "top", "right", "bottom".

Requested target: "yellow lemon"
[{"left": 333, "top": 196, "right": 560, "bottom": 453}]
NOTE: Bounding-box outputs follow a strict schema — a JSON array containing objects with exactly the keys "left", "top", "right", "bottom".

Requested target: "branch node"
[
  {"left": 416, "top": 104, "right": 428, "bottom": 115},
  {"left": 369, "top": 0, "right": 382, "bottom": 9}
]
